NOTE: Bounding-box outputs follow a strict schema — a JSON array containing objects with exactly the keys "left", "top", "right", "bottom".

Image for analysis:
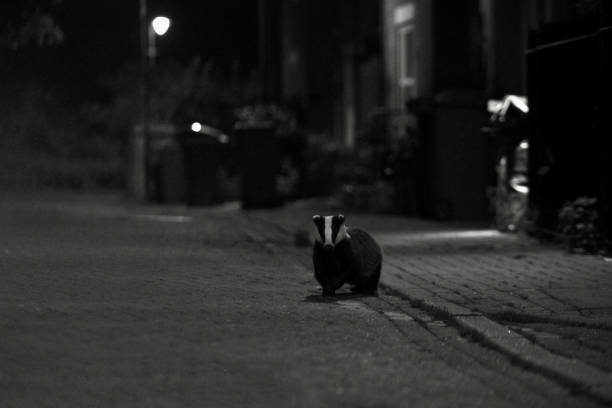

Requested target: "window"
[
  {"left": 392, "top": 2, "right": 417, "bottom": 103},
  {"left": 399, "top": 24, "right": 416, "bottom": 87},
  {"left": 394, "top": 3, "right": 415, "bottom": 24}
]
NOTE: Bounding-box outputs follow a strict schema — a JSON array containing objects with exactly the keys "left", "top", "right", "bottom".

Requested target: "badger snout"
[{"left": 323, "top": 244, "right": 334, "bottom": 252}]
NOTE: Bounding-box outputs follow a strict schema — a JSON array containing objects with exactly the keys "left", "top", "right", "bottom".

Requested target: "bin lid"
[
  {"left": 488, "top": 95, "right": 529, "bottom": 122},
  {"left": 181, "top": 122, "right": 229, "bottom": 144}
]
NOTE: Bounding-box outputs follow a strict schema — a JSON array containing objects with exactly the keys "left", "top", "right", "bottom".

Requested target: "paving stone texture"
[{"left": 1, "top": 191, "right": 611, "bottom": 407}]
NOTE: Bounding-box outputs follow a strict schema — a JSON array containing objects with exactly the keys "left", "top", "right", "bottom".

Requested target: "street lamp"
[
  {"left": 148, "top": 16, "right": 171, "bottom": 63},
  {"left": 139, "top": 5, "right": 171, "bottom": 201},
  {"left": 152, "top": 16, "right": 170, "bottom": 35}
]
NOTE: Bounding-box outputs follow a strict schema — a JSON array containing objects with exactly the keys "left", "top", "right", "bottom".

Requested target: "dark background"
[
  {"left": 0, "top": 0, "right": 258, "bottom": 104},
  {"left": 0, "top": 0, "right": 261, "bottom": 191}
]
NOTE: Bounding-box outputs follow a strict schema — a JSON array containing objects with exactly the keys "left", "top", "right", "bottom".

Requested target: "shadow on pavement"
[{"left": 302, "top": 292, "right": 377, "bottom": 303}]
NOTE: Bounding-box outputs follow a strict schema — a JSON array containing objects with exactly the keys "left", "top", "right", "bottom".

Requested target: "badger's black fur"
[{"left": 312, "top": 214, "right": 382, "bottom": 296}]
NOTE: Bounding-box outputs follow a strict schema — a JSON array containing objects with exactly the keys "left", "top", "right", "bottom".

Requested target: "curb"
[
  {"left": 255, "top": 213, "right": 612, "bottom": 404},
  {"left": 383, "top": 263, "right": 612, "bottom": 405}
]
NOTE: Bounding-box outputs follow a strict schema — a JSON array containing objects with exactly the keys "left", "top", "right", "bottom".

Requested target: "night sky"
[
  {"left": 1, "top": 0, "right": 259, "bottom": 103},
  {"left": 58, "top": 0, "right": 258, "bottom": 69}
]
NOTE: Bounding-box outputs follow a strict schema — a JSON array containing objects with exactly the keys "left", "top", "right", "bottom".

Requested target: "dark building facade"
[
  {"left": 382, "top": 0, "right": 490, "bottom": 219},
  {"left": 259, "top": 0, "right": 382, "bottom": 147},
  {"left": 261, "top": 0, "right": 612, "bottom": 231},
  {"left": 524, "top": 0, "right": 612, "bottom": 242}
]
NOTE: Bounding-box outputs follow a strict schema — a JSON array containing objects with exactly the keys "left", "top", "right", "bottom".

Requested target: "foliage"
[
  {"left": 0, "top": 80, "right": 123, "bottom": 189},
  {"left": 300, "top": 135, "right": 349, "bottom": 197},
  {"left": 0, "top": 1, "right": 64, "bottom": 49},
  {"left": 330, "top": 108, "right": 418, "bottom": 213},
  {"left": 234, "top": 104, "right": 297, "bottom": 133},
  {"left": 558, "top": 196, "right": 602, "bottom": 253},
  {"left": 293, "top": 107, "right": 420, "bottom": 212},
  {"left": 76, "top": 58, "right": 259, "bottom": 191},
  {"left": 488, "top": 154, "right": 529, "bottom": 231},
  {"left": 300, "top": 123, "right": 398, "bottom": 212},
  {"left": 356, "top": 108, "right": 419, "bottom": 180},
  {"left": 488, "top": 185, "right": 528, "bottom": 232},
  {"left": 89, "top": 58, "right": 259, "bottom": 137}
]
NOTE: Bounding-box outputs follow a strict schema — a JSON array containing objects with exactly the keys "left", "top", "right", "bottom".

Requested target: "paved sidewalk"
[
  {"left": 249, "top": 199, "right": 612, "bottom": 402},
  {"left": 1, "top": 191, "right": 611, "bottom": 405},
  {"left": 4, "top": 190, "right": 604, "bottom": 407},
  {"left": 378, "top": 230, "right": 612, "bottom": 403},
  {"left": 253, "top": 200, "right": 612, "bottom": 329}
]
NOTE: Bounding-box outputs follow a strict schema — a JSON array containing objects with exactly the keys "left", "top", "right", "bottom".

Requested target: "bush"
[
  {"left": 558, "top": 196, "right": 602, "bottom": 253},
  {"left": 0, "top": 81, "right": 123, "bottom": 190}
]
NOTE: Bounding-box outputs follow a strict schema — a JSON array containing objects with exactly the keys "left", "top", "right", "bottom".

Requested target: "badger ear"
[
  {"left": 312, "top": 214, "right": 322, "bottom": 224},
  {"left": 337, "top": 214, "right": 345, "bottom": 224}
]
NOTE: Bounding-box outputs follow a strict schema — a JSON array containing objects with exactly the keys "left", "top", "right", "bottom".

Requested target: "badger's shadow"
[{"left": 302, "top": 291, "right": 378, "bottom": 303}]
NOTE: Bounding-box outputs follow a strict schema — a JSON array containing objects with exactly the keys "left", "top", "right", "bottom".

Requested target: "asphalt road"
[{"left": 0, "top": 192, "right": 603, "bottom": 407}]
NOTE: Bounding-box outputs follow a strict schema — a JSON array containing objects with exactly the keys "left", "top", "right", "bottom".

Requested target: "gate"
[{"left": 527, "top": 18, "right": 612, "bottom": 244}]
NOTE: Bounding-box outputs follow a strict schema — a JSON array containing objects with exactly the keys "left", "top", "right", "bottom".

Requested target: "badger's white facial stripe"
[
  {"left": 313, "top": 214, "right": 349, "bottom": 247},
  {"left": 324, "top": 216, "right": 333, "bottom": 246},
  {"left": 335, "top": 224, "right": 347, "bottom": 243}
]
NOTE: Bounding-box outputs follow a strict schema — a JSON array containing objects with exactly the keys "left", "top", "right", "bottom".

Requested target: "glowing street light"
[
  {"left": 139, "top": 1, "right": 172, "bottom": 201},
  {"left": 148, "top": 15, "right": 171, "bottom": 60},
  {"left": 191, "top": 122, "right": 202, "bottom": 132},
  {"left": 151, "top": 16, "right": 170, "bottom": 36}
]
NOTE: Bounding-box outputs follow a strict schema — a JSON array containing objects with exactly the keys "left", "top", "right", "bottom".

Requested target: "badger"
[{"left": 312, "top": 214, "right": 382, "bottom": 296}]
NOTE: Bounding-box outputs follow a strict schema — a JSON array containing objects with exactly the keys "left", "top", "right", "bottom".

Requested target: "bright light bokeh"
[
  {"left": 487, "top": 99, "right": 502, "bottom": 114},
  {"left": 151, "top": 16, "right": 171, "bottom": 36},
  {"left": 191, "top": 122, "right": 202, "bottom": 132},
  {"left": 507, "top": 95, "right": 529, "bottom": 113}
]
